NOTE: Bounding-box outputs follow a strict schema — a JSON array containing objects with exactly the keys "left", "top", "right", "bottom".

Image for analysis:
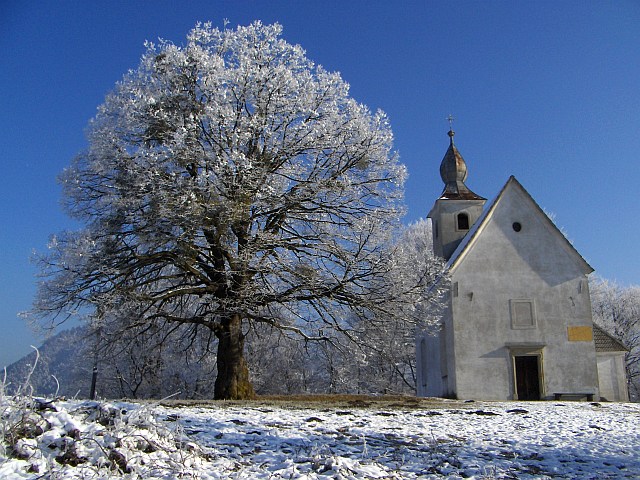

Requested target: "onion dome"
[{"left": 439, "top": 129, "right": 485, "bottom": 200}]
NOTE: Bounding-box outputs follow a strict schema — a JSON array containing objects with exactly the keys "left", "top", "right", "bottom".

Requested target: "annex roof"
[{"left": 593, "top": 324, "right": 629, "bottom": 352}]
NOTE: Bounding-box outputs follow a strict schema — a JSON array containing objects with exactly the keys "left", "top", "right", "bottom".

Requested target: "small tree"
[
  {"left": 26, "top": 22, "right": 442, "bottom": 399},
  {"left": 590, "top": 277, "right": 640, "bottom": 401}
]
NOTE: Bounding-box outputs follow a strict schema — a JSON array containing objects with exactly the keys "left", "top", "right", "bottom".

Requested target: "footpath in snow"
[{"left": 1, "top": 397, "right": 639, "bottom": 479}]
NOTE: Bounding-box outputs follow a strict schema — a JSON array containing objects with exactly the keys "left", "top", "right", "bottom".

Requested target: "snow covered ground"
[{"left": 1, "top": 396, "right": 639, "bottom": 479}]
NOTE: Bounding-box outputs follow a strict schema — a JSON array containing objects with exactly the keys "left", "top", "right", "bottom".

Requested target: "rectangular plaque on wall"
[
  {"left": 567, "top": 326, "right": 593, "bottom": 342},
  {"left": 510, "top": 299, "right": 536, "bottom": 329}
]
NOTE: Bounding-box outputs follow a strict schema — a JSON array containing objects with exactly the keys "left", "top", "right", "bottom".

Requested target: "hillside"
[
  {"left": 4, "top": 324, "right": 417, "bottom": 399},
  {"left": 1, "top": 396, "right": 639, "bottom": 479}
]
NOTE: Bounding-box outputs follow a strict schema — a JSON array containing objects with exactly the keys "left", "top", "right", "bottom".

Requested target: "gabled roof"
[
  {"left": 447, "top": 176, "right": 594, "bottom": 275},
  {"left": 593, "top": 324, "right": 629, "bottom": 352}
]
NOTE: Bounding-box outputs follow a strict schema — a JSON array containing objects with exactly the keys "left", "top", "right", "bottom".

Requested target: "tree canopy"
[
  {"left": 29, "top": 22, "right": 443, "bottom": 399},
  {"left": 590, "top": 277, "right": 640, "bottom": 401}
]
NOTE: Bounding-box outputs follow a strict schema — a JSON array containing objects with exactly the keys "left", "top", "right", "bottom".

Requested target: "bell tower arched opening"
[{"left": 428, "top": 129, "right": 486, "bottom": 260}]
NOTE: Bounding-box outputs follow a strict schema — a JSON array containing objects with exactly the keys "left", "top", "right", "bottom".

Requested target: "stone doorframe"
[{"left": 506, "top": 344, "right": 546, "bottom": 400}]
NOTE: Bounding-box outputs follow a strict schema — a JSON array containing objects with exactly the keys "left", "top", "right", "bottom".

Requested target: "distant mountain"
[
  {"left": 4, "top": 325, "right": 219, "bottom": 399},
  {"left": 4, "top": 326, "right": 94, "bottom": 397}
]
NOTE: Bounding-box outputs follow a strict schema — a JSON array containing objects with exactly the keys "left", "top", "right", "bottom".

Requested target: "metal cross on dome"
[{"left": 446, "top": 114, "right": 455, "bottom": 131}]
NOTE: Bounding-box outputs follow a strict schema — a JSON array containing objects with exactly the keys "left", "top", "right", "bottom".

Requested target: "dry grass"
[{"left": 155, "top": 394, "right": 465, "bottom": 410}]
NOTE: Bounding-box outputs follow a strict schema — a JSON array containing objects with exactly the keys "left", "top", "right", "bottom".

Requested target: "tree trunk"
[{"left": 214, "top": 314, "right": 256, "bottom": 400}]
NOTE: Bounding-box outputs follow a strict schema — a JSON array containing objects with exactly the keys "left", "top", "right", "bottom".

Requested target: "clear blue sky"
[{"left": 2, "top": 1, "right": 639, "bottom": 368}]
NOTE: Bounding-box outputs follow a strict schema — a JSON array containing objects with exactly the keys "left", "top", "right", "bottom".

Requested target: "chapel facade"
[{"left": 416, "top": 130, "right": 629, "bottom": 401}]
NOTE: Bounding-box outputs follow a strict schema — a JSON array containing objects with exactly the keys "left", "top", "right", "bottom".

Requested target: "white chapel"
[{"left": 416, "top": 130, "right": 629, "bottom": 401}]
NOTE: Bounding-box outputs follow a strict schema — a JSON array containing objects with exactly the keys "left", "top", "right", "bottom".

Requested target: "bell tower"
[{"left": 428, "top": 128, "right": 486, "bottom": 260}]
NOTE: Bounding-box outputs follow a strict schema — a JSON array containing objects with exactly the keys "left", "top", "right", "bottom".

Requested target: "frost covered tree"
[
  {"left": 256, "top": 218, "right": 446, "bottom": 396},
  {"left": 590, "top": 277, "right": 640, "bottom": 401},
  {"left": 346, "top": 219, "right": 447, "bottom": 394},
  {"left": 27, "top": 22, "right": 439, "bottom": 399}
]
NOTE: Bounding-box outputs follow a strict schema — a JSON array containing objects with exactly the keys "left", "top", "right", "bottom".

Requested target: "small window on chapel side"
[{"left": 457, "top": 213, "right": 469, "bottom": 230}]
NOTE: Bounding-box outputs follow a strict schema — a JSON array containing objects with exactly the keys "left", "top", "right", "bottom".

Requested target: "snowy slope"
[{"left": 1, "top": 398, "right": 639, "bottom": 479}]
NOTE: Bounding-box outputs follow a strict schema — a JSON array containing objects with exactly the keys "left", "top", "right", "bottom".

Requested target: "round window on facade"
[{"left": 512, "top": 222, "right": 522, "bottom": 232}]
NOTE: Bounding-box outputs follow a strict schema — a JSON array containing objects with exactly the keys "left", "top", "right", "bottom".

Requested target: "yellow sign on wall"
[{"left": 567, "top": 326, "right": 593, "bottom": 342}]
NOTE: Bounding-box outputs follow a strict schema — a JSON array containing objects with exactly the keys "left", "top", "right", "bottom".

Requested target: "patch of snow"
[{"left": 1, "top": 398, "right": 639, "bottom": 479}]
